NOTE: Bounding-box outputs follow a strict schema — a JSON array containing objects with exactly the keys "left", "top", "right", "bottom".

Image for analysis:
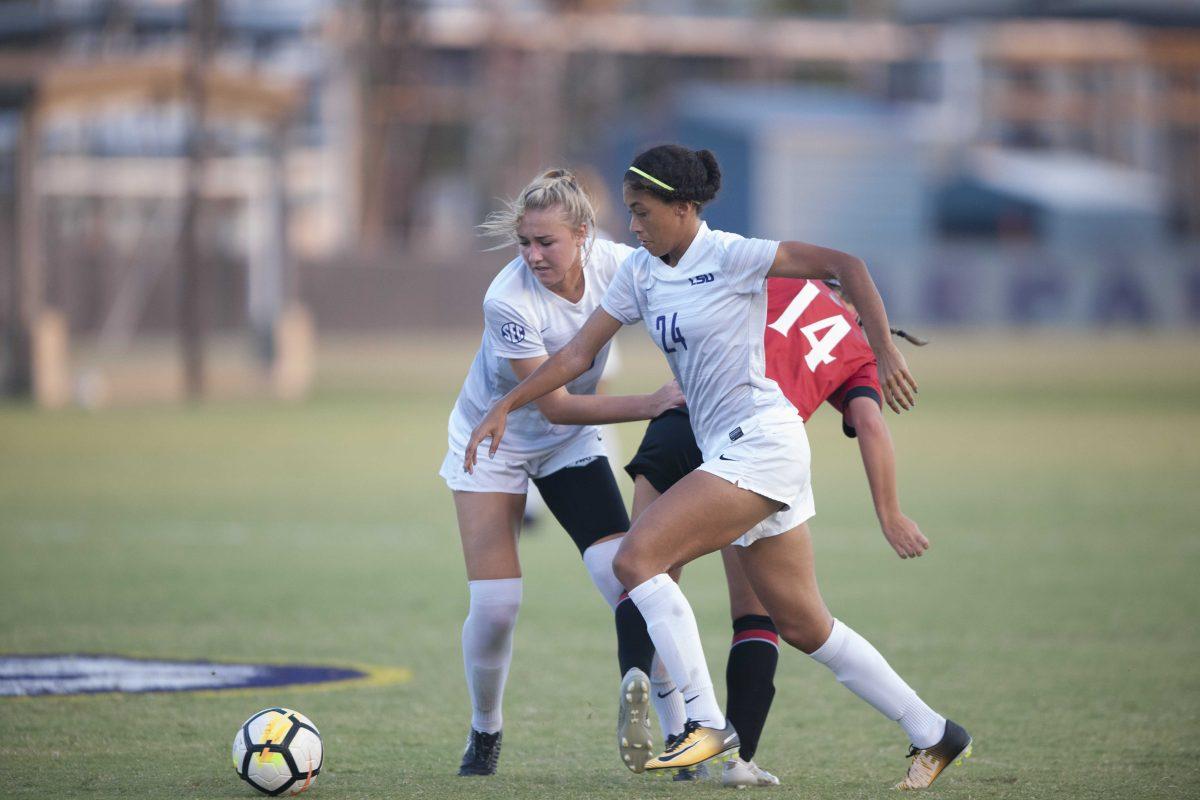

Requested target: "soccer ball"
[{"left": 232, "top": 707, "right": 323, "bottom": 796}]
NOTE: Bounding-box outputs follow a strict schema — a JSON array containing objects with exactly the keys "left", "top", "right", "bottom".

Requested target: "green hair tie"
[{"left": 627, "top": 166, "right": 675, "bottom": 193}]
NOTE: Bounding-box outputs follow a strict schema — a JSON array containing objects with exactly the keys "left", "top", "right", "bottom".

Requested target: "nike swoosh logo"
[
  {"left": 656, "top": 740, "right": 701, "bottom": 763},
  {"left": 684, "top": 694, "right": 699, "bottom": 704},
  {"left": 723, "top": 734, "right": 737, "bottom": 745},
  {"left": 718, "top": 454, "right": 738, "bottom": 461},
  {"left": 657, "top": 690, "right": 674, "bottom": 699}
]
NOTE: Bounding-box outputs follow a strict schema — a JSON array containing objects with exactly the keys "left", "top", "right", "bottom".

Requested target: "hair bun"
[{"left": 695, "top": 150, "right": 721, "bottom": 200}]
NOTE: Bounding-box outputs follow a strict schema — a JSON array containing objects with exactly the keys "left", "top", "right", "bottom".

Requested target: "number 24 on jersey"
[{"left": 655, "top": 313, "right": 688, "bottom": 353}]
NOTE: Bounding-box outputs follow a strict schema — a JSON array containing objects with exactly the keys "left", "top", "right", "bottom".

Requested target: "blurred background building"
[{"left": 1, "top": 0, "right": 1198, "bottom": 406}]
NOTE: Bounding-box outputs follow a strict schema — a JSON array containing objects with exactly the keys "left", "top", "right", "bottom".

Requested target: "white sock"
[
  {"left": 628, "top": 574, "right": 725, "bottom": 728},
  {"left": 581, "top": 538, "right": 624, "bottom": 610},
  {"left": 462, "top": 578, "right": 522, "bottom": 734},
  {"left": 809, "top": 619, "right": 946, "bottom": 748},
  {"left": 649, "top": 652, "right": 687, "bottom": 740}
]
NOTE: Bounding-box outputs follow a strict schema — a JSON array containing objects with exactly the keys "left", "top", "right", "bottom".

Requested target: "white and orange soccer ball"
[{"left": 232, "top": 707, "right": 323, "bottom": 796}]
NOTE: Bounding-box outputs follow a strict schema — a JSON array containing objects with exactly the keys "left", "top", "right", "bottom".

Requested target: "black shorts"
[
  {"left": 623, "top": 409, "right": 703, "bottom": 495},
  {"left": 533, "top": 457, "right": 630, "bottom": 555}
]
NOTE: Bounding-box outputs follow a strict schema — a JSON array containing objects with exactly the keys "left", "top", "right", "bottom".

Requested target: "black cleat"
[
  {"left": 895, "top": 719, "right": 972, "bottom": 789},
  {"left": 458, "top": 728, "right": 502, "bottom": 776}
]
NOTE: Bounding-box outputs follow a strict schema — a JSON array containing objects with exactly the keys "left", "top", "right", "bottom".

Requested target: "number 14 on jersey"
[{"left": 767, "top": 282, "right": 851, "bottom": 371}]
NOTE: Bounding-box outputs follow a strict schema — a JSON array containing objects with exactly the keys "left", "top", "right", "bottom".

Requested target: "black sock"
[
  {"left": 725, "top": 614, "right": 779, "bottom": 762},
  {"left": 615, "top": 593, "right": 655, "bottom": 676}
]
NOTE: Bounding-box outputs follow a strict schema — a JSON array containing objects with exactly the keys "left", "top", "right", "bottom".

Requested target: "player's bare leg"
[
  {"left": 615, "top": 471, "right": 780, "bottom": 583},
  {"left": 736, "top": 525, "right": 970, "bottom": 789},
  {"left": 612, "top": 470, "right": 783, "bottom": 771},
  {"left": 629, "top": 477, "right": 682, "bottom": 597},
  {"left": 629, "top": 474, "right": 661, "bottom": 521},
  {"left": 719, "top": 548, "right": 781, "bottom": 787},
  {"left": 454, "top": 490, "right": 524, "bottom": 581},
  {"left": 452, "top": 491, "right": 526, "bottom": 776}
]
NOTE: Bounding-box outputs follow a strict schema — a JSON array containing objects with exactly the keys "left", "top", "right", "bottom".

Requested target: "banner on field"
[{"left": 0, "top": 654, "right": 410, "bottom": 697}]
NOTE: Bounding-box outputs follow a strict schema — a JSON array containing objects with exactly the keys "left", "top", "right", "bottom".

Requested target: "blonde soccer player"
[{"left": 441, "top": 169, "right": 682, "bottom": 776}]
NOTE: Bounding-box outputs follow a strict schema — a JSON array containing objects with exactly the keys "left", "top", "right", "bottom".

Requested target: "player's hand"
[
  {"left": 647, "top": 380, "right": 685, "bottom": 418},
  {"left": 880, "top": 512, "right": 930, "bottom": 559},
  {"left": 875, "top": 343, "right": 918, "bottom": 413},
  {"left": 463, "top": 403, "right": 510, "bottom": 474}
]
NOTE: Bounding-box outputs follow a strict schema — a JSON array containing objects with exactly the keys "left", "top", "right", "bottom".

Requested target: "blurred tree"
[
  {"left": 355, "top": 0, "right": 430, "bottom": 249},
  {"left": 179, "top": 0, "right": 218, "bottom": 400}
]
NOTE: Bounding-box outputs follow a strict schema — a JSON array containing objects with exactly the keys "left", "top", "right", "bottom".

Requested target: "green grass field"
[{"left": 2, "top": 332, "right": 1199, "bottom": 799}]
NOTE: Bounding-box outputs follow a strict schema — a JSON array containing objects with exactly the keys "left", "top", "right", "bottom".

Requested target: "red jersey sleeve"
[{"left": 763, "top": 278, "right": 878, "bottom": 421}]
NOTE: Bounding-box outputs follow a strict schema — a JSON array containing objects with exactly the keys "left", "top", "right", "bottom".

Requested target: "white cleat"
[
  {"left": 722, "top": 757, "right": 780, "bottom": 788},
  {"left": 617, "top": 668, "right": 655, "bottom": 773}
]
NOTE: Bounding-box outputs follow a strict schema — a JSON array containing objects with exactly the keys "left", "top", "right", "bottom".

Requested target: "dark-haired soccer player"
[{"left": 625, "top": 277, "right": 931, "bottom": 786}]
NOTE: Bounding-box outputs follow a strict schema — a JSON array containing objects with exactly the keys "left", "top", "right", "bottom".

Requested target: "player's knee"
[
  {"left": 611, "top": 548, "right": 638, "bottom": 590},
  {"left": 612, "top": 538, "right": 656, "bottom": 590},
  {"left": 472, "top": 598, "right": 520, "bottom": 629},
  {"left": 728, "top": 590, "right": 768, "bottom": 621},
  {"left": 467, "top": 584, "right": 522, "bottom": 633},
  {"left": 581, "top": 538, "right": 624, "bottom": 608},
  {"left": 775, "top": 616, "right": 832, "bottom": 654}
]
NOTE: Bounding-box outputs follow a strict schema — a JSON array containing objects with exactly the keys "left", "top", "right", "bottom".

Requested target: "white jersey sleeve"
[
  {"left": 483, "top": 296, "right": 546, "bottom": 360},
  {"left": 590, "top": 239, "right": 636, "bottom": 284},
  {"left": 600, "top": 258, "right": 643, "bottom": 325},
  {"left": 721, "top": 234, "right": 780, "bottom": 295}
]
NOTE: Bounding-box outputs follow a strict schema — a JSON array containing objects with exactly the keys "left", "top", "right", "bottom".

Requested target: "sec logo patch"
[{"left": 501, "top": 322, "right": 526, "bottom": 344}]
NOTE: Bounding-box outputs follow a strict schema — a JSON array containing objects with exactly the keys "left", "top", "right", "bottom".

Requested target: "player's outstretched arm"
[
  {"left": 464, "top": 308, "right": 624, "bottom": 472},
  {"left": 846, "top": 396, "right": 930, "bottom": 559},
  {"left": 511, "top": 354, "right": 683, "bottom": 426},
  {"left": 768, "top": 242, "right": 918, "bottom": 413}
]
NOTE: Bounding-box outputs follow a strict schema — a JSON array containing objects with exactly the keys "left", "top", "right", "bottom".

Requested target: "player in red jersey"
[
  {"left": 622, "top": 276, "right": 929, "bottom": 786},
  {"left": 765, "top": 277, "right": 930, "bottom": 559}
]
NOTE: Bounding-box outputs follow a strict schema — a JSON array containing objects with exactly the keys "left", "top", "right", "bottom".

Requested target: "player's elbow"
[
  {"left": 848, "top": 398, "right": 887, "bottom": 439},
  {"left": 834, "top": 254, "right": 868, "bottom": 282},
  {"left": 564, "top": 341, "right": 595, "bottom": 378}
]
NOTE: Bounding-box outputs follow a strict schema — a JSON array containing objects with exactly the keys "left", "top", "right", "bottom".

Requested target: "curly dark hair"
[{"left": 625, "top": 144, "right": 722, "bottom": 207}]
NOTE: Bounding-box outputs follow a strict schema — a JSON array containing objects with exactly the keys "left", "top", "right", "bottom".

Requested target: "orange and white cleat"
[{"left": 644, "top": 718, "right": 739, "bottom": 772}]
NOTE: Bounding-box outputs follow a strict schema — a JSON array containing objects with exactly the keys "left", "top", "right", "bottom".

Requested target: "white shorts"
[
  {"left": 697, "top": 409, "right": 816, "bottom": 548},
  {"left": 439, "top": 427, "right": 608, "bottom": 494}
]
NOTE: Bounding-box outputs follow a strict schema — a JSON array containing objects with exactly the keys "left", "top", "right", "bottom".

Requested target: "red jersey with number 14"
[{"left": 764, "top": 277, "right": 879, "bottom": 421}]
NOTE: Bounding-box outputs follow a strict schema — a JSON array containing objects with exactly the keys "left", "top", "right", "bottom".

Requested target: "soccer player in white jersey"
[
  {"left": 464, "top": 147, "right": 971, "bottom": 790},
  {"left": 440, "top": 169, "right": 683, "bottom": 776}
]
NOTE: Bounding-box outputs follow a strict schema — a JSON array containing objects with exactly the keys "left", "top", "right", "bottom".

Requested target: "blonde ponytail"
[{"left": 478, "top": 169, "right": 598, "bottom": 253}]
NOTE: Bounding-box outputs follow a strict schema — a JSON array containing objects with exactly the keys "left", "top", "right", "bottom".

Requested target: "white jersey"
[
  {"left": 448, "top": 238, "right": 636, "bottom": 460},
  {"left": 601, "top": 222, "right": 795, "bottom": 460}
]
